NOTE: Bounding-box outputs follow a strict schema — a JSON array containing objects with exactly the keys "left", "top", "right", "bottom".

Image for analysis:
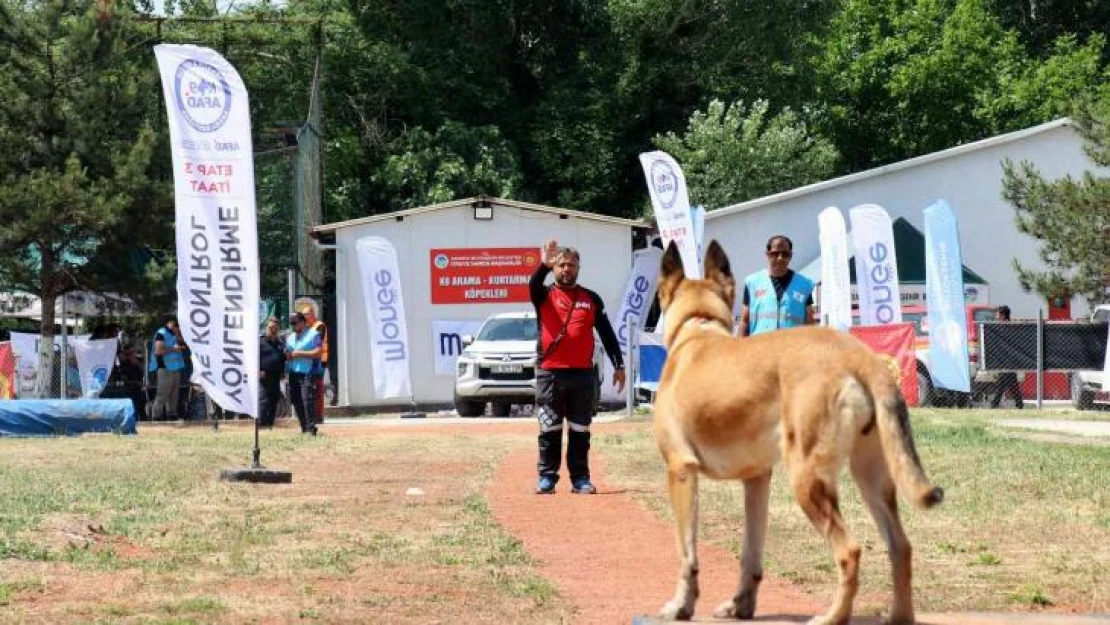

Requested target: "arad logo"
[
  {"left": 174, "top": 59, "right": 232, "bottom": 133},
  {"left": 434, "top": 253, "right": 450, "bottom": 270},
  {"left": 650, "top": 160, "right": 679, "bottom": 209}
]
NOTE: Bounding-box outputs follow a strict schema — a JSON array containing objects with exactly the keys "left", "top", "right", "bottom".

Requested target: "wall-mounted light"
[{"left": 473, "top": 200, "right": 493, "bottom": 220}]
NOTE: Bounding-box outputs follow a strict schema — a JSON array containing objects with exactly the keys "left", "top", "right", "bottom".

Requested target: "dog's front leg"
[
  {"left": 659, "top": 462, "right": 700, "bottom": 621},
  {"left": 714, "top": 471, "right": 771, "bottom": 620}
]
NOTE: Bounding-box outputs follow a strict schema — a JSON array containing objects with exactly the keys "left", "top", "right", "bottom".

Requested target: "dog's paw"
[
  {"left": 712, "top": 594, "right": 756, "bottom": 620},
  {"left": 805, "top": 616, "right": 848, "bottom": 625},
  {"left": 658, "top": 599, "right": 694, "bottom": 621}
]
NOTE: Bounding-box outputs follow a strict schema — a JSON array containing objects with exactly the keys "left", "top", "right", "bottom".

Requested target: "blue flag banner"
[
  {"left": 924, "top": 200, "right": 971, "bottom": 393},
  {"left": 636, "top": 331, "right": 667, "bottom": 392}
]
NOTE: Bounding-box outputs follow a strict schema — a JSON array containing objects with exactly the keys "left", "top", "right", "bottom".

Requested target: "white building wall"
[
  {"left": 334, "top": 204, "right": 633, "bottom": 407},
  {"left": 704, "top": 122, "right": 1101, "bottom": 321}
]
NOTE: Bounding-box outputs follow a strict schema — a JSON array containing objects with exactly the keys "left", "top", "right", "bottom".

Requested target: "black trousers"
[
  {"left": 259, "top": 377, "right": 282, "bottom": 427},
  {"left": 288, "top": 372, "right": 318, "bottom": 433},
  {"left": 535, "top": 368, "right": 597, "bottom": 481},
  {"left": 991, "top": 372, "right": 1024, "bottom": 408}
]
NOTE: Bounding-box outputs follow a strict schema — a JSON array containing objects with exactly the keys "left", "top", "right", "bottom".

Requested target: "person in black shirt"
[
  {"left": 258, "top": 317, "right": 286, "bottom": 427},
  {"left": 989, "top": 305, "right": 1024, "bottom": 409},
  {"left": 738, "top": 235, "right": 815, "bottom": 337},
  {"left": 116, "top": 344, "right": 147, "bottom": 420}
]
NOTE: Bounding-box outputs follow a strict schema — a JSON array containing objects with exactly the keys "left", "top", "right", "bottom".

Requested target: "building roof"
[
  {"left": 310, "top": 196, "right": 648, "bottom": 236},
  {"left": 706, "top": 118, "right": 1073, "bottom": 221},
  {"left": 797, "top": 218, "right": 988, "bottom": 285}
]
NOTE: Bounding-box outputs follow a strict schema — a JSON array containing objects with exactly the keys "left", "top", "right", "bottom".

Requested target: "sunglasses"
[{"left": 766, "top": 251, "right": 792, "bottom": 259}]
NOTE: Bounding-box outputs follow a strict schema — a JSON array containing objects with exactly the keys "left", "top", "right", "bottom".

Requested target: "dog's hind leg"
[
  {"left": 658, "top": 456, "right": 701, "bottom": 621},
  {"left": 851, "top": 431, "right": 915, "bottom": 625},
  {"left": 788, "top": 466, "right": 860, "bottom": 625},
  {"left": 713, "top": 470, "right": 771, "bottom": 620}
]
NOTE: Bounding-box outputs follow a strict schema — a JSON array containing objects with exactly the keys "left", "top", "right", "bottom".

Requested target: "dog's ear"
[
  {"left": 657, "top": 240, "right": 684, "bottom": 310},
  {"left": 704, "top": 240, "right": 731, "bottom": 280},
  {"left": 704, "top": 240, "right": 736, "bottom": 307}
]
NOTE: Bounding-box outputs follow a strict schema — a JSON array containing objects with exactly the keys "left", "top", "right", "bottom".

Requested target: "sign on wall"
[
  {"left": 432, "top": 320, "right": 485, "bottom": 376},
  {"left": 430, "top": 248, "right": 541, "bottom": 304},
  {"left": 846, "top": 283, "right": 989, "bottom": 306}
]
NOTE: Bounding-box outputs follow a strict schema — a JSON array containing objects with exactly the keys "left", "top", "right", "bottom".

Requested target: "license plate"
[{"left": 491, "top": 363, "right": 524, "bottom": 374}]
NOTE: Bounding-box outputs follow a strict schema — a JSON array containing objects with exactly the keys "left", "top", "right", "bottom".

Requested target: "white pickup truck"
[{"left": 1070, "top": 304, "right": 1110, "bottom": 409}]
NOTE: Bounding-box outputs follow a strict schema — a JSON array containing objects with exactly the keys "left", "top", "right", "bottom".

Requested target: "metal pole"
[
  {"left": 626, "top": 319, "right": 636, "bottom": 418},
  {"left": 313, "top": 240, "right": 347, "bottom": 407},
  {"left": 287, "top": 267, "right": 296, "bottom": 320},
  {"left": 60, "top": 294, "right": 67, "bottom": 399},
  {"left": 1036, "top": 308, "right": 1044, "bottom": 410},
  {"left": 251, "top": 414, "right": 262, "bottom": 468}
]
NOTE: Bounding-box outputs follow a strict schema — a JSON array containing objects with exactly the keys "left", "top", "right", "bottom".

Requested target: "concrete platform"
[
  {"left": 996, "top": 418, "right": 1110, "bottom": 438},
  {"left": 632, "top": 612, "right": 1110, "bottom": 624}
]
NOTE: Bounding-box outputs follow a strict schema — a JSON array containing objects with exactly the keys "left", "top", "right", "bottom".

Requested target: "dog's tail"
[{"left": 867, "top": 368, "right": 945, "bottom": 510}]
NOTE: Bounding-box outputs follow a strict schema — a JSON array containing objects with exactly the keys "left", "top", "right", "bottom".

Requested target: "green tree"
[
  {"left": 812, "top": 0, "right": 1023, "bottom": 171},
  {"left": 0, "top": 0, "right": 166, "bottom": 393},
  {"left": 985, "top": 0, "right": 1110, "bottom": 61},
  {"left": 1001, "top": 95, "right": 1110, "bottom": 305},
  {"left": 608, "top": 0, "right": 833, "bottom": 213},
  {"left": 372, "top": 122, "right": 522, "bottom": 208},
  {"left": 812, "top": 0, "right": 1107, "bottom": 173},
  {"left": 976, "top": 33, "right": 1108, "bottom": 132},
  {"left": 653, "top": 99, "right": 838, "bottom": 210}
]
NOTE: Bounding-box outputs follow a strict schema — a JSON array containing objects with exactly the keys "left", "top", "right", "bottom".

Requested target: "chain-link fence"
[{"left": 979, "top": 311, "right": 1109, "bottom": 410}]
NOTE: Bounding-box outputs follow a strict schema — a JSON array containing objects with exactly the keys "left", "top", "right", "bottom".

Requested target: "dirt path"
[{"left": 487, "top": 444, "right": 825, "bottom": 624}]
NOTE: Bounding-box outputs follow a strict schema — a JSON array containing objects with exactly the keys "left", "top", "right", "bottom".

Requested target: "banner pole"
[
  {"left": 251, "top": 413, "right": 261, "bottom": 469},
  {"left": 60, "top": 295, "right": 68, "bottom": 399},
  {"left": 153, "top": 42, "right": 280, "bottom": 482},
  {"left": 626, "top": 319, "right": 636, "bottom": 418},
  {"left": 401, "top": 394, "right": 425, "bottom": 419}
]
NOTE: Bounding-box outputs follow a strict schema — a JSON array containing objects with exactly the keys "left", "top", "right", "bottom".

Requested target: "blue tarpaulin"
[{"left": 0, "top": 399, "right": 137, "bottom": 437}]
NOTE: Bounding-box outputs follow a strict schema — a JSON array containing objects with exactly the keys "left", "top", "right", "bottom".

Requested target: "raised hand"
[{"left": 543, "top": 239, "right": 560, "bottom": 268}]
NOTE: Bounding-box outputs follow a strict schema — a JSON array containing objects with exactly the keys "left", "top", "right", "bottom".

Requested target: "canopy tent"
[
  {"left": 0, "top": 290, "right": 140, "bottom": 321},
  {"left": 798, "top": 217, "right": 988, "bottom": 285}
]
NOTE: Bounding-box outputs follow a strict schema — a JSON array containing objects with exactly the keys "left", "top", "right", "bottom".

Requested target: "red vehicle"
[{"left": 853, "top": 304, "right": 999, "bottom": 406}]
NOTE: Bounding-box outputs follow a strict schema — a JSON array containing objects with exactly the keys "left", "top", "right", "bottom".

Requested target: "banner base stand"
[
  {"left": 218, "top": 416, "right": 291, "bottom": 483},
  {"left": 219, "top": 467, "right": 292, "bottom": 483}
]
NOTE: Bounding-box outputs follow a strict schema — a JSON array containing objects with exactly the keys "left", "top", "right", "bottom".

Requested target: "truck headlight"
[{"left": 457, "top": 355, "right": 475, "bottom": 377}]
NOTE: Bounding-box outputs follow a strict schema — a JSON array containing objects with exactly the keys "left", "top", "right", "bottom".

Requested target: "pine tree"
[
  {"left": 0, "top": 0, "right": 167, "bottom": 396},
  {"left": 1001, "top": 94, "right": 1110, "bottom": 307}
]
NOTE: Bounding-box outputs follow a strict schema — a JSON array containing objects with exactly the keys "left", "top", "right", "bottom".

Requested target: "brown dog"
[{"left": 652, "top": 240, "right": 943, "bottom": 625}]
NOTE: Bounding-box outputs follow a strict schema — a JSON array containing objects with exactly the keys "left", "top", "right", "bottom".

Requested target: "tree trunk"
[{"left": 36, "top": 291, "right": 57, "bottom": 399}]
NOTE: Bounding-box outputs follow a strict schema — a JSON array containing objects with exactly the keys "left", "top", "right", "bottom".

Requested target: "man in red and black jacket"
[{"left": 531, "top": 239, "right": 626, "bottom": 495}]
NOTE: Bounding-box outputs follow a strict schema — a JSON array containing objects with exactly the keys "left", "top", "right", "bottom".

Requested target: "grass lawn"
[
  {"left": 0, "top": 408, "right": 1105, "bottom": 622},
  {"left": 0, "top": 427, "right": 569, "bottom": 624},
  {"left": 596, "top": 408, "right": 1110, "bottom": 617}
]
